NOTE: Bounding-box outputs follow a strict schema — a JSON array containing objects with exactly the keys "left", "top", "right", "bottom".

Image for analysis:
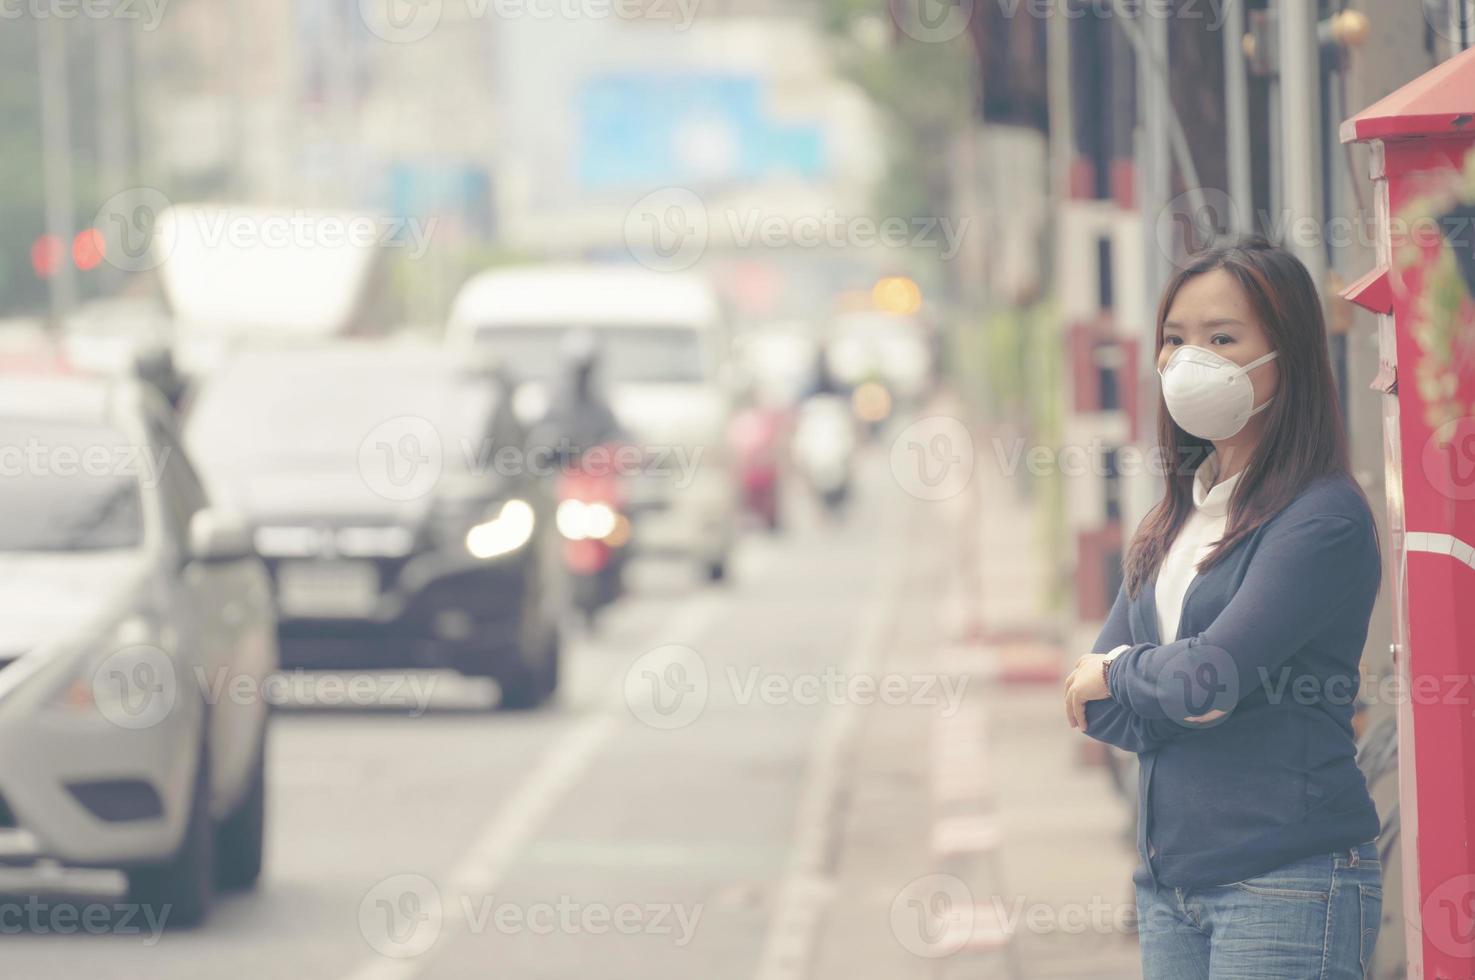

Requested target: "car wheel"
[
  {"left": 497, "top": 625, "right": 560, "bottom": 711},
  {"left": 215, "top": 725, "right": 267, "bottom": 891},
  {"left": 705, "top": 557, "right": 728, "bottom": 582},
  {"left": 127, "top": 746, "right": 214, "bottom": 928}
]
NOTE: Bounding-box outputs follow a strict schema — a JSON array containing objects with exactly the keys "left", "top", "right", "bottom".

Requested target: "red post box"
[{"left": 1342, "top": 45, "right": 1475, "bottom": 980}]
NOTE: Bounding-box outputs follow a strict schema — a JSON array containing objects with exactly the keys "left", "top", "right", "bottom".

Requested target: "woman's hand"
[{"left": 1064, "top": 653, "right": 1111, "bottom": 731}]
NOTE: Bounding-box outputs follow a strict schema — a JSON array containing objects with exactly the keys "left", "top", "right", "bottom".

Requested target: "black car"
[{"left": 184, "top": 344, "right": 562, "bottom": 709}]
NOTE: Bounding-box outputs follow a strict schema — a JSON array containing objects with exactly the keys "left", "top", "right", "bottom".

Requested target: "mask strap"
[
  {"left": 1241, "top": 351, "right": 1278, "bottom": 416},
  {"left": 1235, "top": 350, "right": 1278, "bottom": 377}
]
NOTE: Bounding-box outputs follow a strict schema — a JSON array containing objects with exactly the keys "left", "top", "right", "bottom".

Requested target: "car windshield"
[
  {"left": 0, "top": 420, "right": 145, "bottom": 552},
  {"left": 474, "top": 326, "right": 707, "bottom": 385},
  {"left": 186, "top": 356, "right": 496, "bottom": 472}
]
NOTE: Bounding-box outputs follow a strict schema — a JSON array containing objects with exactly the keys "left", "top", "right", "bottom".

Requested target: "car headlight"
[
  {"left": 851, "top": 381, "right": 892, "bottom": 422},
  {"left": 50, "top": 616, "right": 180, "bottom": 729},
  {"left": 555, "top": 500, "right": 620, "bottom": 542},
  {"left": 465, "top": 499, "right": 536, "bottom": 560}
]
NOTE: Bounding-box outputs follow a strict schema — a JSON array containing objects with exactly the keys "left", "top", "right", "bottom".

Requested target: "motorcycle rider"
[
  {"left": 528, "top": 330, "right": 630, "bottom": 624},
  {"left": 792, "top": 347, "right": 858, "bottom": 516},
  {"left": 530, "top": 329, "right": 624, "bottom": 459}
]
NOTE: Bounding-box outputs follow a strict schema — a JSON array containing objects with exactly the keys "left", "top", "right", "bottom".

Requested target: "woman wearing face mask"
[{"left": 1062, "top": 237, "right": 1383, "bottom": 979}]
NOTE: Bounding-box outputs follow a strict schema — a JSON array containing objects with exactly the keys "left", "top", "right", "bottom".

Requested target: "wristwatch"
[{"left": 1101, "top": 644, "right": 1130, "bottom": 691}]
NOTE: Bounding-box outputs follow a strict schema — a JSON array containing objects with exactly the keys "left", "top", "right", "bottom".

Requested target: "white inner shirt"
[{"left": 1154, "top": 454, "right": 1241, "bottom": 643}]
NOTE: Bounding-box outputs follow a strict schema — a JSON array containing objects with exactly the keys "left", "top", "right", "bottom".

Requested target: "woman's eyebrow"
[{"left": 1162, "top": 317, "right": 1245, "bottom": 331}]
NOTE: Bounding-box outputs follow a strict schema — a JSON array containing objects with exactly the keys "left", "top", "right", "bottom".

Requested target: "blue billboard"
[{"left": 578, "top": 73, "right": 826, "bottom": 189}]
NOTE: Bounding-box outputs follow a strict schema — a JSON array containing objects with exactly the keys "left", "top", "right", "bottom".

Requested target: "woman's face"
[{"left": 1158, "top": 268, "right": 1279, "bottom": 411}]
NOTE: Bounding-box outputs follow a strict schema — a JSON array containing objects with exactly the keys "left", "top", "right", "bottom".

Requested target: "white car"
[
  {"left": 448, "top": 264, "right": 739, "bottom": 580},
  {"left": 0, "top": 372, "right": 277, "bottom": 926}
]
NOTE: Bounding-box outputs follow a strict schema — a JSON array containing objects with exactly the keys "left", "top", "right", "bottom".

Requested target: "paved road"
[{"left": 1, "top": 453, "right": 949, "bottom": 980}]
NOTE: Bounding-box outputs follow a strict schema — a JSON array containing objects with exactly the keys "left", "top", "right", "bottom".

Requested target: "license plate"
[
  {"left": 622, "top": 476, "right": 670, "bottom": 512},
  {"left": 276, "top": 560, "right": 379, "bottom": 617}
]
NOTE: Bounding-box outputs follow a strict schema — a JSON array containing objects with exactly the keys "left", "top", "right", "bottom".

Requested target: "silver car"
[{"left": 0, "top": 373, "right": 277, "bottom": 927}]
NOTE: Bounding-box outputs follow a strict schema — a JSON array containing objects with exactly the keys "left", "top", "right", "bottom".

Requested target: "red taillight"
[
  {"left": 73, "top": 229, "right": 106, "bottom": 271},
  {"left": 564, "top": 538, "right": 610, "bottom": 574}
]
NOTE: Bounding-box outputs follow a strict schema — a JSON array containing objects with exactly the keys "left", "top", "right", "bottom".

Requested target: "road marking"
[
  {"left": 931, "top": 815, "right": 1001, "bottom": 857},
  {"left": 338, "top": 592, "right": 722, "bottom": 980},
  {"left": 750, "top": 505, "right": 911, "bottom": 980}
]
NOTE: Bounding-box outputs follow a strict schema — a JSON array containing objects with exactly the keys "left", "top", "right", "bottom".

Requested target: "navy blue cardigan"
[{"left": 1085, "top": 473, "right": 1382, "bottom": 889}]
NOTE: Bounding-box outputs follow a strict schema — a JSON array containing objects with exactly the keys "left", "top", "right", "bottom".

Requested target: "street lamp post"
[{"left": 38, "top": 15, "right": 77, "bottom": 325}]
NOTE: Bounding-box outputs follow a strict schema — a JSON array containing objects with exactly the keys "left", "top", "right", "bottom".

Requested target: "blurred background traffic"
[{"left": 1, "top": 1, "right": 1473, "bottom": 978}]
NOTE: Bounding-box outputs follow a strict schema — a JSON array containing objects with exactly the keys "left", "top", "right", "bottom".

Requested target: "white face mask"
[{"left": 1158, "top": 346, "right": 1279, "bottom": 441}]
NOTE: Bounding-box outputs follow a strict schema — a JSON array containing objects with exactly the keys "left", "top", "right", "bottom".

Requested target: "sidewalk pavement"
[{"left": 808, "top": 418, "right": 1141, "bottom": 980}]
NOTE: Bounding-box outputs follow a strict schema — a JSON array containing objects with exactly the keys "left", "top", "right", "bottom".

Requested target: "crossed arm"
[
  {"left": 1071, "top": 587, "right": 1187, "bottom": 754},
  {"left": 1069, "top": 514, "right": 1377, "bottom": 755}
]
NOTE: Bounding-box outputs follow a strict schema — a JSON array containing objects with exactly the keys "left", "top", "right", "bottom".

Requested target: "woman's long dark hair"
[{"left": 1123, "top": 236, "right": 1354, "bottom": 598}]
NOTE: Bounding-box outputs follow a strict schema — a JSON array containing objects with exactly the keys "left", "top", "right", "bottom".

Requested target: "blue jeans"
[{"left": 1135, "top": 841, "right": 1383, "bottom": 979}]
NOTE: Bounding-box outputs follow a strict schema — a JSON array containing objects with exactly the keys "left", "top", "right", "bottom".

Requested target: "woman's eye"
[
  {"left": 1163, "top": 336, "right": 1183, "bottom": 346},
  {"left": 1210, "top": 334, "right": 1234, "bottom": 346}
]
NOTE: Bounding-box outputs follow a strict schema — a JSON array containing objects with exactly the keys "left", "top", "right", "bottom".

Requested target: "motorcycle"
[
  {"left": 554, "top": 449, "right": 630, "bottom": 625},
  {"left": 728, "top": 403, "right": 789, "bottom": 532},
  {"left": 791, "top": 393, "right": 857, "bottom": 515}
]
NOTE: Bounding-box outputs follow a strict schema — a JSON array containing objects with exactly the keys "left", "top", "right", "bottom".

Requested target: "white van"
[
  {"left": 448, "top": 264, "right": 737, "bottom": 580},
  {"left": 151, "top": 204, "right": 395, "bottom": 374}
]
